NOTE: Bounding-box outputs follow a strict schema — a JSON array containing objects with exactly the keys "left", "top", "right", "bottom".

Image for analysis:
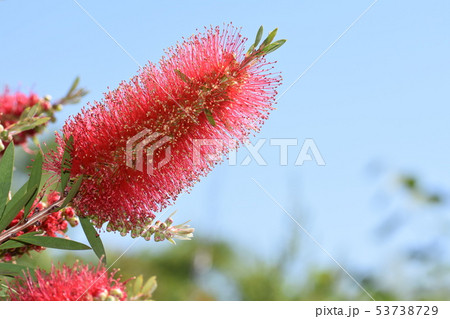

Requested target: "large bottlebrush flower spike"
[
  {"left": 7, "top": 260, "right": 128, "bottom": 301},
  {"left": 45, "top": 25, "right": 285, "bottom": 237}
]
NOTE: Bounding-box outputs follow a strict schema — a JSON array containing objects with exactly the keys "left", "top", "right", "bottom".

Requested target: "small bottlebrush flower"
[
  {"left": 0, "top": 79, "right": 88, "bottom": 154},
  {"left": 0, "top": 88, "right": 50, "bottom": 149},
  {"left": 45, "top": 25, "right": 284, "bottom": 235},
  {"left": 0, "top": 191, "right": 78, "bottom": 262},
  {"left": 8, "top": 260, "right": 127, "bottom": 301}
]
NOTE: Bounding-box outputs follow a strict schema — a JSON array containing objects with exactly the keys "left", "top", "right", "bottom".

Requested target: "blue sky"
[{"left": 2, "top": 0, "right": 450, "bottom": 287}]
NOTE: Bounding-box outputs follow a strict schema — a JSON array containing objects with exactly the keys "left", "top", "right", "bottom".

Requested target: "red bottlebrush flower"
[
  {"left": 8, "top": 260, "right": 127, "bottom": 301},
  {"left": 45, "top": 25, "right": 283, "bottom": 235},
  {"left": 0, "top": 88, "right": 51, "bottom": 149},
  {"left": 0, "top": 191, "right": 78, "bottom": 262}
]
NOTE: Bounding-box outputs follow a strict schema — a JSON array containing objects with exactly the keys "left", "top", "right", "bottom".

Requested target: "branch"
[{"left": 0, "top": 198, "right": 65, "bottom": 245}]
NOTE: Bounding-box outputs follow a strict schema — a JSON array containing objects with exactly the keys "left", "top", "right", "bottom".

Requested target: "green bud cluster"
[
  {"left": 93, "top": 287, "right": 125, "bottom": 301},
  {"left": 102, "top": 212, "right": 194, "bottom": 244}
]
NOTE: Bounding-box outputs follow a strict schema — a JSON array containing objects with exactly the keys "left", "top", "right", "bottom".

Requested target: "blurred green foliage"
[{"left": 13, "top": 236, "right": 408, "bottom": 301}]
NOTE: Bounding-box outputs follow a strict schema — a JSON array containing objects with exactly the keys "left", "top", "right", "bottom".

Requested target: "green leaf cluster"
[{"left": 0, "top": 140, "right": 106, "bottom": 277}]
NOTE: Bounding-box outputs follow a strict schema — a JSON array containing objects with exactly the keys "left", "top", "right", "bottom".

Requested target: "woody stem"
[{"left": 0, "top": 198, "right": 65, "bottom": 245}]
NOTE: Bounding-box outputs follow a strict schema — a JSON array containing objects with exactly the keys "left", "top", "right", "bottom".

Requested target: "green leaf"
[
  {"left": 19, "top": 104, "right": 40, "bottom": 121},
  {"left": 174, "top": 69, "right": 190, "bottom": 83},
  {"left": 13, "top": 231, "right": 44, "bottom": 238},
  {"left": 261, "top": 28, "right": 278, "bottom": 47},
  {"left": 61, "top": 135, "right": 74, "bottom": 193},
  {"left": 14, "top": 236, "right": 91, "bottom": 250},
  {"left": 0, "top": 142, "right": 14, "bottom": 218},
  {"left": 247, "top": 26, "right": 264, "bottom": 55},
  {"left": 254, "top": 25, "right": 264, "bottom": 47},
  {"left": 0, "top": 231, "right": 44, "bottom": 250},
  {"left": 26, "top": 105, "right": 39, "bottom": 118},
  {"left": 59, "top": 78, "right": 88, "bottom": 105},
  {"left": 0, "top": 263, "right": 32, "bottom": 277},
  {"left": 10, "top": 117, "right": 51, "bottom": 133},
  {"left": 19, "top": 107, "right": 30, "bottom": 121},
  {"left": 0, "top": 185, "right": 37, "bottom": 232},
  {"left": 2, "top": 182, "right": 27, "bottom": 217},
  {"left": 142, "top": 276, "right": 157, "bottom": 295},
  {"left": 67, "top": 76, "right": 80, "bottom": 97},
  {"left": 246, "top": 43, "right": 256, "bottom": 55},
  {"left": 79, "top": 216, "right": 106, "bottom": 263},
  {"left": 24, "top": 151, "right": 43, "bottom": 218},
  {"left": 62, "top": 175, "right": 83, "bottom": 207},
  {"left": 0, "top": 240, "right": 26, "bottom": 250},
  {"left": 203, "top": 109, "right": 216, "bottom": 127},
  {"left": 133, "top": 275, "right": 144, "bottom": 296},
  {"left": 261, "top": 39, "right": 286, "bottom": 54}
]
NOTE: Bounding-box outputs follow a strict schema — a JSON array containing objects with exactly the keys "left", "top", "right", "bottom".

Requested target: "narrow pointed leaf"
[
  {"left": 67, "top": 77, "right": 80, "bottom": 96},
  {"left": 0, "top": 185, "right": 37, "bottom": 232},
  {"left": 142, "top": 276, "right": 157, "bottom": 295},
  {"left": 62, "top": 175, "right": 83, "bottom": 207},
  {"left": 14, "top": 236, "right": 91, "bottom": 250},
  {"left": 203, "top": 109, "right": 216, "bottom": 127},
  {"left": 0, "top": 231, "right": 44, "bottom": 249},
  {"left": 24, "top": 151, "right": 43, "bottom": 217},
  {"left": 254, "top": 26, "right": 264, "bottom": 47},
  {"left": 261, "top": 28, "right": 278, "bottom": 47},
  {"left": 61, "top": 135, "right": 74, "bottom": 193},
  {"left": 0, "top": 263, "right": 32, "bottom": 278},
  {"left": 174, "top": 69, "right": 190, "bottom": 83},
  {"left": 19, "top": 105, "right": 39, "bottom": 121},
  {"left": 0, "top": 142, "right": 14, "bottom": 217},
  {"left": 133, "top": 275, "right": 143, "bottom": 296},
  {"left": 79, "top": 216, "right": 106, "bottom": 263},
  {"left": 19, "top": 107, "right": 30, "bottom": 121},
  {"left": 262, "top": 39, "right": 286, "bottom": 54},
  {"left": 246, "top": 43, "right": 256, "bottom": 55},
  {"left": 2, "top": 182, "right": 27, "bottom": 217},
  {"left": 12, "top": 231, "right": 44, "bottom": 238},
  {"left": 0, "top": 240, "right": 26, "bottom": 250},
  {"left": 26, "top": 105, "right": 39, "bottom": 119},
  {"left": 10, "top": 117, "right": 51, "bottom": 132}
]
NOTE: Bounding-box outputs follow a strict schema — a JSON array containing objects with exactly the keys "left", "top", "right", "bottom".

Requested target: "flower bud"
[
  {"left": 68, "top": 217, "right": 79, "bottom": 227},
  {"left": 164, "top": 231, "right": 174, "bottom": 239},
  {"left": 154, "top": 232, "right": 165, "bottom": 242},
  {"left": 53, "top": 104, "right": 63, "bottom": 111},
  {"left": 109, "top": 288, "right": 124, "bottom": 299},
  {"left": 159, "top": 222, "right": 167, "bottom": 230},
  {"left": 44, "top": 101, "right": 52, "bottom": 111},
  {"left": 93, "top": 288, "right": 109, "bottom": 301},
  {"left": 165, "top": 217, "right": 173, "bottom": 227},
  {"left": 106, "top": 222, "right": 114, "bottom": 232},
  {"left": 130, "top": 229, "right": 139, "bottom": 238}
]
